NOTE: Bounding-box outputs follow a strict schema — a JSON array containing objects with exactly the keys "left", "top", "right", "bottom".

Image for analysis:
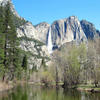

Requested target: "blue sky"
[{"left": 12, "top": 0, "right": 100, "bottom": 30}]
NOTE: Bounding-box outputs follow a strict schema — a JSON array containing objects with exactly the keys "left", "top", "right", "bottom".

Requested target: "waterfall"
[{"left": 47, "top": 27, "right": 53, "bottom": 54}]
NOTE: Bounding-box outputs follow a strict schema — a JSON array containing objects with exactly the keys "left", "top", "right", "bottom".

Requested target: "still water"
[{"left": 0, "top": 85, "right": 100, "bottom": 100}]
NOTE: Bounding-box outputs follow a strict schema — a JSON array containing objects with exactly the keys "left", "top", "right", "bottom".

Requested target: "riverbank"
[
  {"left": 29, "top": 82, "right": 100, "bottom": 93},
  {"left": 0, "top": 82, "right": 14, "bottom": 92},
  {"left": 1, "top": 80, "right": 100, "bottom": 94},
  {"left": 77, "top": 84, "right": 100, "bottom": 93},
  {"left": 0, "top": 81, "right": 26, "bottom": 93}
]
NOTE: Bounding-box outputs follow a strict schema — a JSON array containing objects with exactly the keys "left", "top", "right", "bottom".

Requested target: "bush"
[{"left": 41, "top": 71, "right": 54, "bottom": 87}]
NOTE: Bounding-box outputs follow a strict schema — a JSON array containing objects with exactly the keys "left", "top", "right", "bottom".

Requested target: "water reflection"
[
  {"left": 81, "top": 91, "right": 100, "bottom": 100},
  {"left": 0, "top": 85, "right": 100, "bottom": 100}
]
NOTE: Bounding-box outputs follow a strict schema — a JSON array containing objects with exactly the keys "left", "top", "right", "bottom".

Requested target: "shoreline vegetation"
[
  {"left": 32, "top": 82, "right": 100, "bottom": 93},
  {"left": 0, "top": 82, "right": 13, "bottom": 92},
  {"left": 0, "top": 81, "right": 26, "bottom": 93},
  {"left": 1, "top": 81, "right": 100, "bottom": 94}
]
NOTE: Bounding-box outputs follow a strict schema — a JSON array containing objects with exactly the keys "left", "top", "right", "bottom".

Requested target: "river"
[{"left": 0, "top": 85, "right": 100, "bottom": 100}]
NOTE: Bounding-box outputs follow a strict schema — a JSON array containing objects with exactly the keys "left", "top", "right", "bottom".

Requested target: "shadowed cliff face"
[{"left": 80, "top": 20, "right": 100, "bottom": 39}]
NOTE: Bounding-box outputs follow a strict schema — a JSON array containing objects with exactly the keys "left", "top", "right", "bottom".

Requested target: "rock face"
[
  {"left": 81, "top": 20, "right": 100, "bottom": 39},
  {"left": 18, "top": 36, "right": 49, "bottom": 69},
  {"left": 47, "top": 16, "right": 87, "bottom": 53},
  {"left": 17, "top": 22, "right": 50, "bottom": 44},
  {"left": 35, "top": 22, "right": 50, "bottom": 43},
  {"left": 17, "top": 22, "right": 39, "bottom": 40},
  {"left": 17, "top": 22, "right": 49, "bottom": 69}
]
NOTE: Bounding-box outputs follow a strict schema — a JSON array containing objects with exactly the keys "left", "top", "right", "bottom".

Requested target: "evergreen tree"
[
  {"left": 2, "top": 2, "right": 20, "bottom": 80},
  {"left": 0, "top": 5, "right": 5, "bottom": 78},
  {"left": 22, "top": 55, "right": 27, "bottom": 70}
]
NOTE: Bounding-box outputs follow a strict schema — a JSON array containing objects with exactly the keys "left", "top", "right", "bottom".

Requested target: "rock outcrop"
[
  {"left": 35, "top": 22, "right": 50, "bottom": 43},
  {"left": 17, "top": 22, "right": 49, "bottom": 69},
  {"left": 18, "top": 36, "right": 49, "bottom": 69},
  {"left": 17, "top": 22, "right": 50, "bottom": 44},
  {"left": 17, "top": 22, "right": 39, "bottom": 40}
]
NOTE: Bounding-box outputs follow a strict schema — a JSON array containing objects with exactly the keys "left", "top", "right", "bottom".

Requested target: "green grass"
[{"left": 77, "top": 84, "right": 94, "bottom": 88}]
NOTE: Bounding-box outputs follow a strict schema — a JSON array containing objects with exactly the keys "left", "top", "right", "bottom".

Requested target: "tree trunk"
[{"left": 56, "top": 65, "right": 59, "bottom": 88}]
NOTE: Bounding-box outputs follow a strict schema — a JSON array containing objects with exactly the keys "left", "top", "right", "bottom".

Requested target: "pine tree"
[
  {"left": 22, "top": 55, "right": 28, "bottom": 80},
  {"left": 2, "top": 2, "right": 20, "bottom": 81},
  {"left": 0, "top": 5, "right": 5, "bottom": 78},
  {"left": 22, "top": 55, "right": 27, "bottom": 70}
]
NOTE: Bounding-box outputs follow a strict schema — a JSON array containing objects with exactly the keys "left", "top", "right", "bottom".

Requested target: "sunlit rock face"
[
  {"left": 17, "top": 22, "right": 50, "bottom": 56},
  {"left": 17, "top": 22, "right": 50, "bottom": 44},
  {"left": 17, "top": 22, "right": 49, "bottom": 69},
  {"left": 17, "top": 22, "right": 39, "bottom": 40},
  {"left": 35, "top": 22, "right": 50, "bottom": 44},
  {"left": 18, "top": 39, "right": 48, "bottom": 69},
  {"left": 47, "top": 16, "right": 87, "bottom": 51}
]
